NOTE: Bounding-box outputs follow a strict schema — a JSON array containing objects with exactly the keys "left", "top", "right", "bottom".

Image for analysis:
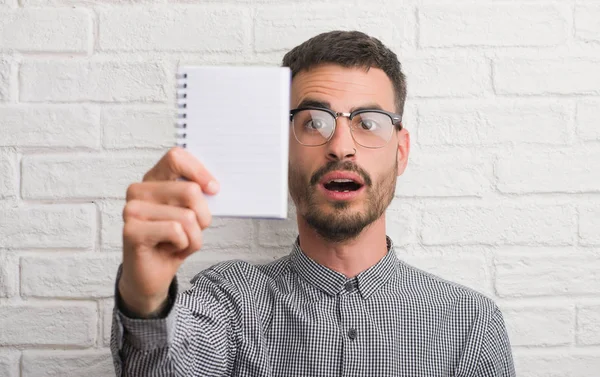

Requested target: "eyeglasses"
[{"left": 289, "top": 106, "right": 402, "bottom": 149}]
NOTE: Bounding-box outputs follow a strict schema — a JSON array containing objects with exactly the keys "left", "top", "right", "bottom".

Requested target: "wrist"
[{"left": 117, "top": 277, "right": 170, "bottom": 318}]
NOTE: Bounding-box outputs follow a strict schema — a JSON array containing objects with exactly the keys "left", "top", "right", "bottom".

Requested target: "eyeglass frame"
[{"left": 289, "top": 106, "right": 403, "bottom": 149}]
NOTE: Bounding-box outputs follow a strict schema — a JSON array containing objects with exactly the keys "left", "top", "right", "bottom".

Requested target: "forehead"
[{"left": 290, "top": 64, "right": 396, "bottom": 112}]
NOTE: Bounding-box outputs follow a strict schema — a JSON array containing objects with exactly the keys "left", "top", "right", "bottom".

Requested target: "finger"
[
  {"left": 143, "top": 147, "right": 220, "bottom": 195},
  {"left": 123, "top": 218, "right": 189, "bottom": 251},
  {"left": 123, "top": 200, "right": 204, "bottom": 251},
  {"left": 126, "top": 181, "right": 212, "bottom": 229}
]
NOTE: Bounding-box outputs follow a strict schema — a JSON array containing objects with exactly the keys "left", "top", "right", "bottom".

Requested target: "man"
[{"left": 111, "top": 30, "right": 515, "bottom": 376}]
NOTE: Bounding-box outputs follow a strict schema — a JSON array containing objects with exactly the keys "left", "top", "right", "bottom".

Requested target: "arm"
[
  {"left": 110, "top": 147, "right": 226, "bottom": 376},
  {"left": 110, "top": 266, "right": 241, "bottom": 377},
  {"left": 474, "top": 307, "right": 516, "bottom": 377}
]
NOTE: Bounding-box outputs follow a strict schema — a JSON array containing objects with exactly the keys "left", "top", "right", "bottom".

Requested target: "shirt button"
[
  {"left": 344, "top": 282, "right": 354, "bottom": 292},
  {"left": 348, "top": 329, "right": 358, "bottom": 340}
]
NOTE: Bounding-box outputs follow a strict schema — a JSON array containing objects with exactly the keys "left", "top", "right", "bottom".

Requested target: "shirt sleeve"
[
  {"left": 474, "top": 306, "right": 516, "bottom": 377},
  {"left": 110, "top": 264, "right": 242, "bottom": 377}
]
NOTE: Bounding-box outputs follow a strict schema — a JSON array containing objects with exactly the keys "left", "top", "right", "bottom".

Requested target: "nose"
[{"left": 325, "top": 116, "right": 356, "bottom": 161}]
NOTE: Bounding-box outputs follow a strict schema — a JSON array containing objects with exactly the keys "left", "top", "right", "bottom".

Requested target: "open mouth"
[{"left": 323, "top": 178, "right": 363, "bottom": 192}]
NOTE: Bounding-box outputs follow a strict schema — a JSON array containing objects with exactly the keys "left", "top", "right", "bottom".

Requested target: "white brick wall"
[
  {"left": 417, "top": 100, "right": 571, "bottom": 145},
  {"left": 0, "top": 303, "right": 97, "bottom": 346},
  {"left": 0, "top": 57, "right": 10, "bottom": 101},
  {"left": 575, "top": 4, "right": 600, "bottom": 43},
  {"left": 577, "top": 305, "right": 600, "bottom": 346},
  {"left": 98, "top": 7, "right": 251, "bottom": 52},
  {"left": 494, "top": 58, "right": 600, "bottom": 95},
  {"left": 21, "top": 350, "right": 113, "bottom": 377},
  {"left": 21, "top": 154, "right": 159, "bottom": 199},
  {"left": 20, "top": 61, "right": 170, "bottom": 102},
  {"left": 419, "top": 4, "right": 569, "bottom": 48},
  {"left": 577, "top": 99, "right": 600, "bottom": 141},
  {"left": 502, "top": 305, "right": 574, "bottom": 347},
  {"left": 0, "top": 9, "right": 91, "bottom": 53},
  {"left": 514, "top": 351, "right": 600, "bottom": 377},
  {"left": 0, "top": 0, "right": 598, "bottom": 375},
  {"left": 0, "top": 105, "right": 100, "bottom": 148}
]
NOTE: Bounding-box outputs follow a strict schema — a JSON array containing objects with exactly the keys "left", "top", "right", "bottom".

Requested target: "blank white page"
[{"left": 177, "top": 66, "right": 290, "bottom": 218}]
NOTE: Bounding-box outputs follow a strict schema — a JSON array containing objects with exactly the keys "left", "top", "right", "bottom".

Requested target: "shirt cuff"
[{"left": 113, "top": 264, "right": 178, "bottom": 351}]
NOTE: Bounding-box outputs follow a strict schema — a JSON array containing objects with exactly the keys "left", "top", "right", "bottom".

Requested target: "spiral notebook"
[{"left": 176, "top": 66, "right": 291, "bottom": 219}]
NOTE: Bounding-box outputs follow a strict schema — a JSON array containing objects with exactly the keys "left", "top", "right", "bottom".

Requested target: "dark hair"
[{"left": 282, "top": 30, "right": 407, "bottom": 117}]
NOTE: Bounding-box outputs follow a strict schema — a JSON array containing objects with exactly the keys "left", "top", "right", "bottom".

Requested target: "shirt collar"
[{"left": 289, "top": 236, "right": 399, "bottom": 300}]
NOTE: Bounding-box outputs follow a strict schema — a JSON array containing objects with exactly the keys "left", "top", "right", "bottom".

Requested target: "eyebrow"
[
  {"left": 296, "top": 99, "right": 331, "bottom": 109},
  {"left": 296, "top": 98, "right": 385, "bottom": 113}
]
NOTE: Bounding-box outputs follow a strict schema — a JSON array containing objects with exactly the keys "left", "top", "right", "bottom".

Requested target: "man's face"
[{"left": 288, "top": 64, "right": 410, "bottom": 243}]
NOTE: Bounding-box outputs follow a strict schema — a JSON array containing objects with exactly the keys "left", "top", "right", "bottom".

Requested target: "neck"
[{"left": 296, "top": 215, "right": 389, "bottom": 278}]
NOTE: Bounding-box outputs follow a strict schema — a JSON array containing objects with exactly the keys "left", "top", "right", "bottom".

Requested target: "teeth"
[
  {"left": 328, "top": 179, "right": 354, "bottom": 183},
  {"left": 343, "top": 190, "right": 349, "bottom": 192}
]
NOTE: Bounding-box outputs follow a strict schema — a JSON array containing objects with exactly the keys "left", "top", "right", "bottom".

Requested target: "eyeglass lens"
[{"left": 291, "top": 109, "right": 394, "bottom": 148}]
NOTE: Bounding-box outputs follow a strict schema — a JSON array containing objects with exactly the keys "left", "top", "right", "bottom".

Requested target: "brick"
[
  {"left": 577, "top": 305, "right": 600, "bottom": 346},
  {"left": 202, "top": 217, "right": 254, "bottom": 249},
  {"left": 577, "top": 100, "right": 600, "bottom": 141},
  {"left": 403, "top": 57, "right": 489, "bottom": 98},
  {"left": 385, "top": 201, "right": 420, "bottom": 247},
  {"left": 102, "top": 299, "right": 114, "bottom": 347},
  {"left": 0, "top": 9, "right": 90, "bottom": 52},
  {"left": 0, "top": 303, "right": 96, "bottom": 346},
  {"left": 422, "top": 205, "right": 574, "bottom": 246},
  {"left": 0, "top": 252, "right": 18, "bottom": 297},
  {"left": 99, "top": 7, "right": 248, "bottom": 52},
  {"left": 494, "top": 59, "right": 600, "bottom": 95},
  {"left": 401, "top": 252, "right": 491, "bottom": 296},
  {"left": 418, "top": 100, "right": 570, "bottom": 146},
  {"left": 402, "top": 103, "right": 417, "bottom": 134},
  {"left": 0, "top": 205, "right": 95, "bottom": 248},
  {"left": 102, "top": 106, "right": 173, "bottom": 149},
  {"left": 0, "top": 105, "right": 100, "bottom": 148},
  {"left": 254, "top": 4, "right": 407, "bottom": 52},
  {"left": 576, "top": 4, "right": 600, "bottom": 43},
  {"left": 0, "top": 150, "right": 16, "bottom": 198},
  {"left": 397, "top": 149, "right": 489, "bottom": 197},
  {"left": 172, "top": 0, "right": 320, "bottom": 2},
  {"left": 21, "top": 254, "right": 121, "bottom": 298},
  {"left": 99, "top": 200, "right": 125, "bottom": 251},
  {"left": 495, "top": 251, "right": 600, "bottom": 297},
  {"left": 22, "top": 0, "right": 160, "bottom": 4},
  {"left": 258, "top": 202, "right": 297, "bottom": 247},
  {"left": 0, "top": 57, "right": 9, "bottom": 101},
  {"left": 514, "top": 351, "right": 600, "bottom": 377},
  {"left": 20, "top": 60, "right": 169, "bottom": 102},
  {"left": 502, "top": 306, "right": 573, "bottom": 346},
  {"left": 257, "top": 217, "right": 297, "bottom": 247},
  {"left": 22, "top": 349, "right": 112, "bottom": 377},
  {"left": 0, "top": 351, "right": 19, "bottom": 377},
  {"left": 419, "top": 4, "right": 567, "bottom": 47},
  {"left": 496, "top": 150, "right": 600, "bottom": 194},
  {"left": 21, "top": 154, "right": 158, "bottom": 199},
  {"left": 580, "top": 206, "right": 600, "bottom": 246}
]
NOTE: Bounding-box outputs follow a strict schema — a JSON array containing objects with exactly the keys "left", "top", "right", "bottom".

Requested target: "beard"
[{"left": 289, "top": 157, "right": 398, "bottom": 243}]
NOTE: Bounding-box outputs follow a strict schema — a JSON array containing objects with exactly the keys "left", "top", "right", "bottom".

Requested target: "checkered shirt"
[{"left": 111, "top": 237, "right": 515, "bottom": 376}]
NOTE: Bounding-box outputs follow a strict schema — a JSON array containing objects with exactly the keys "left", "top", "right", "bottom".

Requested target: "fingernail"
[{"left": 207, "top": 180, "right": 219, "bottom": 194}]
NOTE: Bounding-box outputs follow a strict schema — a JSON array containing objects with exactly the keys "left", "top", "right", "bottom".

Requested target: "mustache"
[{"left": 309, "top": 160, "right": 372, "bottom": 187}]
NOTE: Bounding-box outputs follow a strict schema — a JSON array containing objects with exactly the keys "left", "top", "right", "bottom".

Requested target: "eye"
[
  {"left": 359, "top": 118, "right": 380, "bottom": 131},
  {"left": 305, "top": 118, "right": 328, "bottom": 130}
]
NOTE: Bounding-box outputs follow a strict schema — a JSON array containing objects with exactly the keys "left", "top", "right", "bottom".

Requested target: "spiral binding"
[{"left": 175, "top": 72, "right": 188, "bottom": 148}]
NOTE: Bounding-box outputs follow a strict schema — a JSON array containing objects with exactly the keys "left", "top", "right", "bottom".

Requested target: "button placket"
[
  {"left": 347, "top": 328, "right": 357, "bottom": 340},
  {"left": 344, "top": 281, "right": 353, "bottom": 292}
]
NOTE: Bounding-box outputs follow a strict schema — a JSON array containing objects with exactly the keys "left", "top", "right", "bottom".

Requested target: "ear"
[{"left": 396, "top": 128, "right": 410, "bottom": 176}]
